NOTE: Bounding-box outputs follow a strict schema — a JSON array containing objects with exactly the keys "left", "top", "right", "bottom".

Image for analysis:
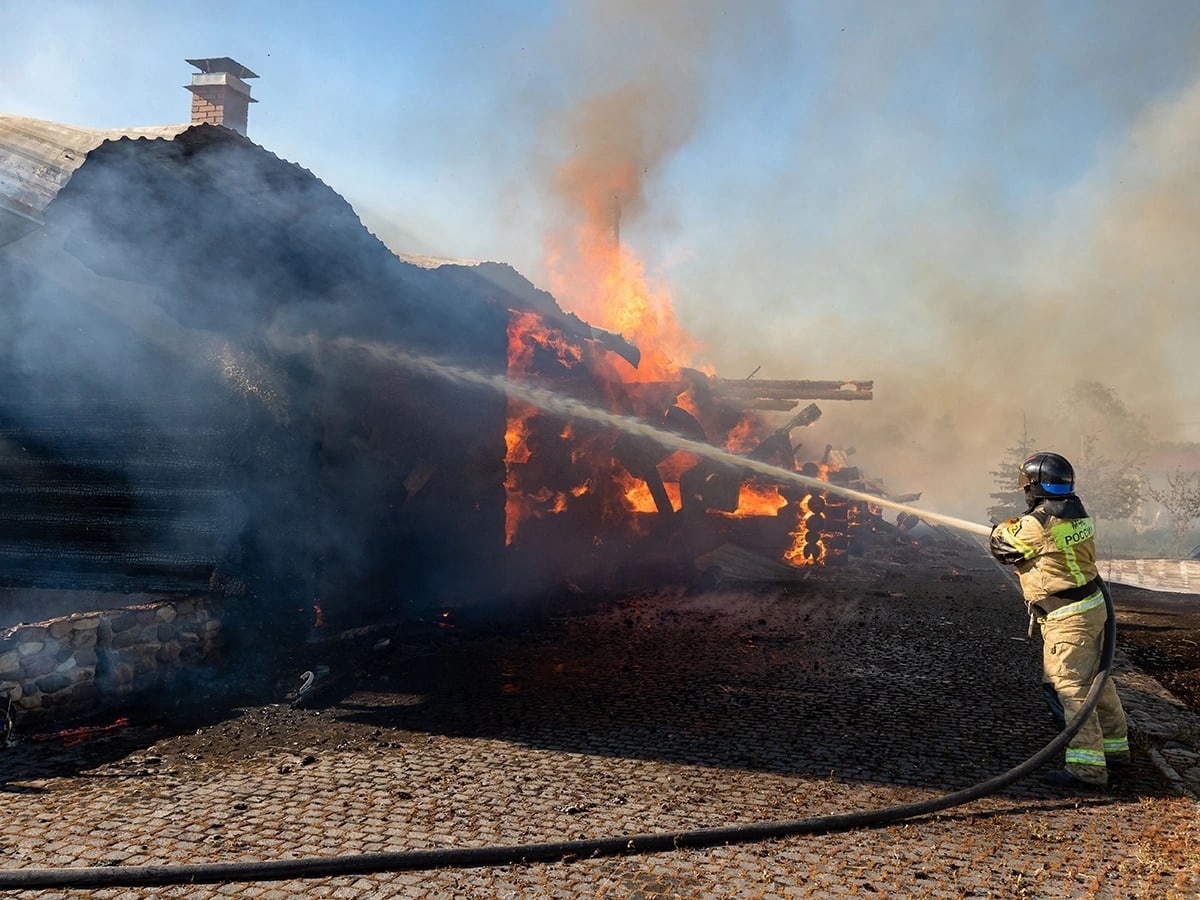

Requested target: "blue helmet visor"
[{"left": 1041, "top": 481, "right": 1072, "bottom": 495}]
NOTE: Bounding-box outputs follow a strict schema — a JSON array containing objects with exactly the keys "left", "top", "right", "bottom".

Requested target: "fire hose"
[{"left": 0, "top": 579, "right": 1119, "bottom": 889}]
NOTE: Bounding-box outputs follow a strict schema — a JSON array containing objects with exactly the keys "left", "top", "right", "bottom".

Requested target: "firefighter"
[{"left": 989, "top": 451, "right": 1131, "bottom": 789}]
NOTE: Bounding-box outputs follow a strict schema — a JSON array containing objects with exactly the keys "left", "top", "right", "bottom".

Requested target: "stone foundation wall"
[{"left": 0, "top": 596, "right": 224, "bottom": 730}]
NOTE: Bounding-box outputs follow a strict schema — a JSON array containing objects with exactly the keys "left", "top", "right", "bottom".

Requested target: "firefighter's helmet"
[{"left": 1018, "top": 452, "right": 1075, "bottom": 500}]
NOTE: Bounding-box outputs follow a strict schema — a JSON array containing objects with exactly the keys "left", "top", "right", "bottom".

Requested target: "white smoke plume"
[{"left": 511, "top": 3, "right": 1200, "bottom": 522}]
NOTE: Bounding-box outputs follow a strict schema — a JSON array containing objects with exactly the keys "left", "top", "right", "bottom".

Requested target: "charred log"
[
  {"left": 742, "top": 399, "right": 804, "bottom": 411},
  {"left": 587, "top": 326, "right": 641, "bottom": 369},
  {"left": 679, "top": 460, "right": 743, "bottom": 513},
  {"left": 663, "top": 405, "right": 707, "bottom": 443},
  {"left": 749, "top": 402, "right": 822, "bottom": 464},
  {"left": 713, "top": 378, "right": 873, "bottom": 404},
  {"left": 715, "top": 378, "right": 874, "bottom": 394}
]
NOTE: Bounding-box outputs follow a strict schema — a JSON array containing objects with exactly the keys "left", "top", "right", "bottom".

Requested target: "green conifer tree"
[{"left": 988, "top": 428, "right": 1037, "bottom": 524}]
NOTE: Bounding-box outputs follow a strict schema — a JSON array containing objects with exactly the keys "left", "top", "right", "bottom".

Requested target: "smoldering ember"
[{"left": 0, "top": 58, "right": 908, "bottom": 730}]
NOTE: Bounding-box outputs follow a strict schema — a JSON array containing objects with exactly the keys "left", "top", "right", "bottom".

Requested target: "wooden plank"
[
  {"left": 738, "top": 391, "right": 872, "bottom": 405},
  {"left": 714, "top": 379, "right": 874, "bottom": 392},
  {"left": 714, "top": 379, "right": 873, "bottom": 402}
]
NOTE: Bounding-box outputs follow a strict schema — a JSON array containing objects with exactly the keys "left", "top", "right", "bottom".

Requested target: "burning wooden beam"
[
  {"left": 611, "top": 430, "right": 676, "bottom": 517},
  {"left": 679, "top": 460, "right": 743, "bottom": 513},
  {"left": 748, "top": 403, "right": 822, "bottom": 464},
  {"left": 712, "top": 378, "right": 874, "bottom": 404}
]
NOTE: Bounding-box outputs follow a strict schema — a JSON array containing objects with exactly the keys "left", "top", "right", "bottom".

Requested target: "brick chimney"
[{"left": 185, "top": 57, "right": 258, "bottom": 135}]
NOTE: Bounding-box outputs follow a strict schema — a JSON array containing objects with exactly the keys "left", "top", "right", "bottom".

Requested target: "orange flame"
[
  {"left": 499, "top": 174, "right": 846, "bottom": 567},
  {"left": 784, "top": 464, "right": 835, "bottom": 567},
  {"left": 31, "top": 716, "right": 133, "bottom": 747},
  {"left": 723, "top": 482, "right": 789, "bottom": 518},
  {"left": 504, "top": 401, "right": 537, "bottom": 544},
  {"left": 725, "top": 417, "right": 762, "bottom": 453},
  {"left": 545, "top": 212, "right": 704, "bottom": 382},
  {"left": 619, "top": 470, "right": 680, "bottom": 515},
  {"left": 784, "top": 494, "right": 826, "bottom": 567}
]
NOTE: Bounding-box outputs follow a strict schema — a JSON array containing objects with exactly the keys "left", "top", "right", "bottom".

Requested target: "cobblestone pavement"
[{"left": 0, "top": 539, "right": 1197, "bottom": 898}]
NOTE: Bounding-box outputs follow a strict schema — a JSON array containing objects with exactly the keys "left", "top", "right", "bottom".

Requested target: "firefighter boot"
[{"left": 1041, "top": 768, "right": 1107, "bottom": 790}]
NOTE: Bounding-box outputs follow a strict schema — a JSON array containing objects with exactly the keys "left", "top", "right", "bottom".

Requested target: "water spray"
[{"left": 332, "top": 338, "right": 992, "bottom": 539}]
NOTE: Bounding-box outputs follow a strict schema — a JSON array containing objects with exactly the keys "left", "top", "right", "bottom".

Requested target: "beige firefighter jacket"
[{"left": 989, "top": 497, "right": 1099, "bottom": 607}]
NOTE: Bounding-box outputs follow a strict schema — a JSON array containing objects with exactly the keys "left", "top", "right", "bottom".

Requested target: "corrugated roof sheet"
[
  {"left": 394, "top": 251, "right": 484, "bottom": 269},
  {"left": 0, "top": 115, "right": 194, "bottom": 247}
]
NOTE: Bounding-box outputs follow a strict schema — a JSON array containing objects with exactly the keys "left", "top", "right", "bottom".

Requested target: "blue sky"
[{"left": 4, "top": 0, "right": 1200, "bottom": 516}]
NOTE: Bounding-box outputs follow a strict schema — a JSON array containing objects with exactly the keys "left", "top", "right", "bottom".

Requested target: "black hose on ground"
[{"left": 0, "top": 581, "right": 1120, "bottom": 890}]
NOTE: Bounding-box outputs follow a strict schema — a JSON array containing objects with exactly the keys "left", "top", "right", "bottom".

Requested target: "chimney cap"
[
  {"left": 186, "top": 57, "right": 258, "bottom": 80},
  {"left": 185, "top": 72, "right": 258, "bottom": 101}
]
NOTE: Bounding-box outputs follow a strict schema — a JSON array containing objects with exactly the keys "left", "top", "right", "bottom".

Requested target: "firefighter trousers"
[{"left": 1040, "top": 601, "right": 1129, "bottom": 785}]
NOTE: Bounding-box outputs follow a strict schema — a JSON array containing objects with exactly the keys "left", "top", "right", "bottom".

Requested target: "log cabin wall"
[{"left": 0, "top": 122, "right": 511, "bottom": 647}]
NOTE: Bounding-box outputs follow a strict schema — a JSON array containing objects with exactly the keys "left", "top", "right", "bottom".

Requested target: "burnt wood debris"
[{"left": 0, "top": 111, "right": 898, "bottom": 728}]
